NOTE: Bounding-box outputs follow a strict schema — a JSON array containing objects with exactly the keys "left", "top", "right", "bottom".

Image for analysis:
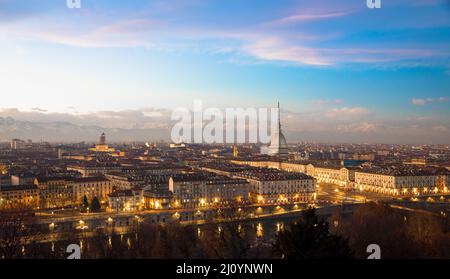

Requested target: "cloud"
[
  {"left": 325, "top": 107, "right": 371, "bottom": 118},
  {"left": 411, "top": 97, "right": 450, "bottom": 105},
  {"left": 336, "top": 122, "right": 379, "bottom": 133},
  {"left": 1, "top": 106, "right": 449, "bottom": 144},
  {"left": 2, "top": 2, "right": 447, "bottom": 67},
  {"left": 432, "top": 125, "right": 449, "bottom": 132},
  {"left": 267, "top": 10, "right": 353, "bottom": 26},
  {"left": 311, "top": 99, "right": 345, "bottom": 106},
  {"left": 412, "top": 98, "right": 427, "bottom": 106},
  {"left": 243, "top": 37, "right": 330, "bottom": 66}
]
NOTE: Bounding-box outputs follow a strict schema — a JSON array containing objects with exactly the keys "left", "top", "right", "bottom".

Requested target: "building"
[
  {"left": 169, "top": 173, "right": 250, "bottom": 208},
  {"left": 108, "top": 189, "right": 143, "bottom": 212},
  {"left": 11, "top": 174, "right": 35, "bottom": 185},
  {"left": 10, "top": 139, "right": 27, "bottom": 150},
  {"left": 354, "top": 167, "right": 450, "bottom": 195},
  {"left": 143, "top": 189, "right": 173, "bottom": 210},
  {"left": 88, "top": 132, "right": 116, "bottom": 153},
  {"left": 261, "top": 103, "right": 289, "bottom": 157},
  {"left": 232, "top": 160, "right": 356, "bottom": 187},
  {"left": 67, "top": 162, "right": 122, "bottom": 177},
  {"left": 71, "top": 177, "right": 113, "bottom": 204},
  {"left": 105, "top": 172, "right": 143, "bottom": 190},
  {"left": 0, "top": 184, "right": 40, "bottom": 208},
  {"left": 34, "top": 177, "right": 74, "bottom": 209},
  {"left": 233, "top": 168, "right": 316, "bottom": 204},
  {"left": 0, "top": 174, "right": 10, "bottom": 186},
  {"left": 307, "top": 165, "right": 355, "bottom": 187}
]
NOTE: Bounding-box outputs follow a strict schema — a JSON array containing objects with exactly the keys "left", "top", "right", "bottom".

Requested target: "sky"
[{"left": 0, "top": 0, "right": 449, "bottom": 143}]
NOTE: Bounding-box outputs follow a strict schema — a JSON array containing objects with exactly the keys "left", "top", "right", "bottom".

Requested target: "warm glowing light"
[
  {"left": 107, "top": 217, "right": 113, "bottom": 223},
  {"left": 256, "top": 223, "right": 263, "bottom": 237},
  {"left": 214, "top": 197, "right": 219, "bottom": 203},
  {"left": 257, "top": 195, "right": 264, "bottom": 203},
  {"left": 276, "top": 223, "right": 283, "bottom": 232}
]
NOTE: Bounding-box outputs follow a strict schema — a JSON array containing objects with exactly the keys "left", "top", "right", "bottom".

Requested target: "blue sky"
[{"left": 0, "top": 0, "right": 449, "bottom": 143}]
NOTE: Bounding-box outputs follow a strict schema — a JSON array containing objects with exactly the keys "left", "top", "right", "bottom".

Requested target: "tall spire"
[{"left": 278, "top": 101, "right": 281, "bottom": 132}]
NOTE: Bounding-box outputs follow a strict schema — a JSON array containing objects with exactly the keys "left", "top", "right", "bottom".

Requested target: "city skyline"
[{"left": 0, "top": 0, "right": 449, "bottom": 143}]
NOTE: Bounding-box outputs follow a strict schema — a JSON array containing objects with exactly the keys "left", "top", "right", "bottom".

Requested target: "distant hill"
[{"left": 0, "top": 117, "right": 170, "bottom": 142}]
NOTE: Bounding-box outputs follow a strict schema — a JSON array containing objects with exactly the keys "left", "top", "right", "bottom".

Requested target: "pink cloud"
[
  {"left": 268, "top": 10, "right": 352, "bottom": 26},
  {"left": 432, "top": 125, "right": 449, "bottom": 132},
  {"left": 325, "top": 107, "right": 371, "bottom": 118}
]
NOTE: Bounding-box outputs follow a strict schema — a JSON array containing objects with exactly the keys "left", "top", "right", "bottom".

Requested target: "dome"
[{"left": 268, "top": 129, "right": 288, "bottom": 156}]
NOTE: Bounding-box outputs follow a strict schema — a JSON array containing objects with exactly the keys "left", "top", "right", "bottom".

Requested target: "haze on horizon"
[{"left": 0, "top": 0, "right": 449, "bottom": 144}]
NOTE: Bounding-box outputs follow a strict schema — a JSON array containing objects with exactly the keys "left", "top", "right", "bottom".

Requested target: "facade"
[
  {"left": 354, "top": 169, "right": 450, "bottom": 195},
  {"left": 143, "top": 190, "right": 173, "bottom": 210},
  {"left": 105, "top": 172, "right": 142, "bottom": 190},
  {"left": 234, "top": 169, "right": 316, "bottom": 204},
  {"left": 108, "top": 189, "right": 143, "bottom": 212},
  {"left": 308, "top": 165, "right": 355, "bottom": 187},
  {"left": 232, "top": 160, "right": 354, "bottom": 187},
  {"left": 0, "top": 185, "right": 40, "bottom": 208},
  {"left": 169, "top": 174, "right": 250, "bottom": 208},
  {"left": 34, "top": 177, "right": 73, "bottom": 209},
  {"left": 71, "top": 177, "right": 113, "bottom": 203}
]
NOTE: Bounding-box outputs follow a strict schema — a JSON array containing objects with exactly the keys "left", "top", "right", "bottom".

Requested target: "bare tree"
[{"left": 0, "top": 202, "right": 37, "bottom": 258}]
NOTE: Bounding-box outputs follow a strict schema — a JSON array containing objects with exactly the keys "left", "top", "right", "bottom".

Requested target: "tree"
[
  {"left": 0, "top": 203, "right": 36, "bottom": 258},
  {"left": 274, "top": 208, "right": 353, "bottom": 259},
  {"left": 81, "top": 195, "right": 89, "bottom": 213},
  {"left": 90, "top": 197, "right": 101, "bottom": 212}
]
